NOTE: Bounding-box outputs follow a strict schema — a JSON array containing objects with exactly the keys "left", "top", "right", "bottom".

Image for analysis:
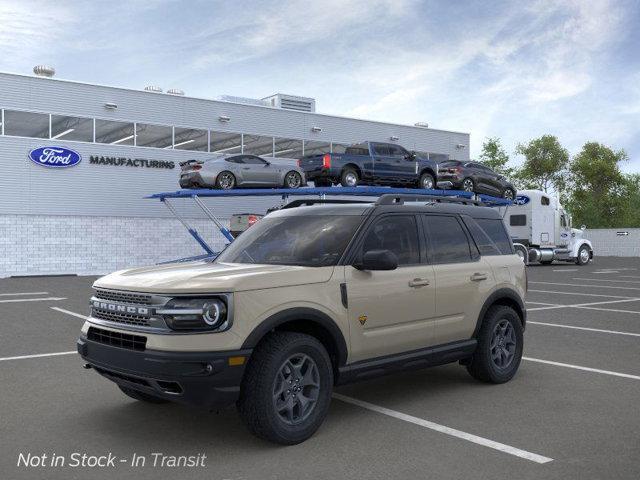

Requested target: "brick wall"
[
  {"left": 0, "top": 215, "right": 230, "bottom": 277},
  {"left": 583, "top": 228, "right": 640, "bottom": 257}
]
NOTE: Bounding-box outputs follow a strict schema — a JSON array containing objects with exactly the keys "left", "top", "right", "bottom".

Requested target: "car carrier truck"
[{"left": 503, "top": 189, "right": 593, "bottom": 265}]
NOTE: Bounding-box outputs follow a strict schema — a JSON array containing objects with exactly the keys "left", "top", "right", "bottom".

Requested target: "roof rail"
[
  {"left": 375, "top": 193, "right": 485, "bottom": 206},
  {"left": 280, "top": 199, "right": 372, "bottom": 209}
]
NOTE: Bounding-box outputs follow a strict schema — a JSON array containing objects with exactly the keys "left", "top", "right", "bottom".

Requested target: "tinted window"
[
  {"left": 510, "top": 215, "right": 526, "bottom": 226},
  {"left": 439, "top": 160, "right": 461, "bottom": 167},
  {"left": 345, "top": 146, "right": 369, "bottom": 155},
  {"left": 423, "top": 215, "right": 471, "bottom": 264},
  {"left": 243, "top": 155, "right": 267, "bottom": 165},
  {"left": 216, "top": 215, "right": 362, "bottom": 267},
  {"left": 387, "top": 145, "right": 406, "bottom": 157},
  {"left": 541, "top": 196, "right": 550, "bottom": 206},
  {"left": 372, "top": 144, "right": 390, "bottom": 156},
  {"left": 361, "top": 216, "right": 419, "bottom": 265},
  {"left": 225, "top": 156, "right": 244, "bottom": 164},
  {"left": 4, "top": 110, "right": 50, "bottom": 138},
  {"left": 475, "top": 218, "right": 513, "bottom": 255}
]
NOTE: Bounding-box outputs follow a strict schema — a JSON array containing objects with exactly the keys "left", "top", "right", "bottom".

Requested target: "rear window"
[
  {"left": 466, "top": 217, "right": 513, "bottom": 255},
  {"left": 439, "top": 160, "right": 461, "bottom": 167},
  {"left": 510, "top": 215, "right": 526, "bottom": 226},
  {"left": 423, "top": 215, "right": 472, "bottom": 264},
  {"left": 345, "top": 143, "right": 369, "bottom": 156}
]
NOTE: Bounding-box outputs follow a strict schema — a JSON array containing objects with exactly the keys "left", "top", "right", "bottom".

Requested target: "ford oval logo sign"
[
  {"left": 514, "top": 195, "right": 530, "bottom": 206},
  {"left": 28, "top": 146, "right": 82, "bottom": 168}
]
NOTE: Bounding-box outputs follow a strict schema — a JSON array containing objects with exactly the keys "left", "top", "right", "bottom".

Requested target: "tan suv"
[{"left": 77, "top": 194, "right": 527, "bottom": 444}]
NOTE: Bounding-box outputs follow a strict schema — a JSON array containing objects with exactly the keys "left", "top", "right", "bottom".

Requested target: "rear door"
[
  {"left": 422, "top": 214, "right": 493, "bottom": 344},
  {"left": 345, "top": 214, "right": 436, "bottom": 362}
]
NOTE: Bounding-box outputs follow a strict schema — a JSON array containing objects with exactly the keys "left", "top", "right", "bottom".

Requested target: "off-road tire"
[
  {"left": 238, "top": 332, "right": 334, "bottom": 445},
  {"left": 118, "top": 385, "right": 169, "bottom": 404},
  {"left": 340, "top": 168, "right": 359, "bottom": 187},
  {"left": 466, "top": 305, "right": 523, "bottom": 384}
]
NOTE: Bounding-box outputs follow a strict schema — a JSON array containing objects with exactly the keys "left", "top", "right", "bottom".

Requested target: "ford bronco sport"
[{"left": 77, "top": 194, "right": 526, "bottom": 445}]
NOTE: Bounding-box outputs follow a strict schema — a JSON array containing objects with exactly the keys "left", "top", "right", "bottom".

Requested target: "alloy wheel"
[
  {"left": 272, "top": 353, "right": 320, "bottom": 426},
  {"left": 580, "top": 247, "right": 590, "bottom": 263},
  {"left": 462, "top": 179, "right": 474, "bottom": 192},
  {"left": 218, "top": 172, "right": 235, "bottom": 189},
  {"left": 286, "top": 172, "right": 301, "bottom": 188},
  {"left": 490, "top": 320, "right": 517, "bottom": 369},
  {"left": 344, "top": 172, "right": 358, "bottom": 187},
  {"left": 503, "top": 189, "right": 515, "bottom": 200},
  {"left": 421, "top": 176, "right": 434, "bottom": 189}
]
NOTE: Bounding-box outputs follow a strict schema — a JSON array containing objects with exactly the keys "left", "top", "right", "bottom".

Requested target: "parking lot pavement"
[{"left": 2, "top": 258, "right": 640, "bottom": 480}]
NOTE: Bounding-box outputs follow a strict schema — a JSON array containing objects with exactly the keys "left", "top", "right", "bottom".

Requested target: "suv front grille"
[
  {"left": 92, "top": 308, "right": 151, "bottom": 327},
  {"left": 87, "top": 327, "right": 147, "bottom": 351},
  {"left": 94, "top": 289, "right": 152, "bottom": 305}
]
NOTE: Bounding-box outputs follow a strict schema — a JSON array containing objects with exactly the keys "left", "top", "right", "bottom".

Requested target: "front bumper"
[{"left": 77, "top": 335, "right": 251, "bottom": 408}]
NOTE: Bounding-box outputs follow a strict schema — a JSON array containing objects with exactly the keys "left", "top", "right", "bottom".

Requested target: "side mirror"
[
  {"left": 354, "top": 249, "right": 398, "bottom": 271},
  {"left": 581, "top": 224, "right": 586, "bottom": 230},
  {"left": 264, "top": 161, "right": 271, "bottom": 166},
  {"left": 404, "top": 152, "right": 416, "bottom": 160}
]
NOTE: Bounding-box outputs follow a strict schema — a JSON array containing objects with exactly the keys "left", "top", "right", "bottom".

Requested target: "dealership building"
[{"left": 0, "top": 68, "right": 470, "bottom": 277}]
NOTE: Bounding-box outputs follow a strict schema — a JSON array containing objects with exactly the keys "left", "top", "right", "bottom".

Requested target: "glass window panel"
[
  {"left": 273, "top": 137, "right": 303, "bottom": 159},
  {"left": 243, "top": 134, "right": 274, "bottom": 156},
  {"left": 50, "top": 115, "right": 93, "bottom": 142},
  {"left": 95, "top": 119, "right": 135, "bottom": 145},
  {"left": 361, "top": 216, "right": 420, "bottom": 266},
  {"left": 210, "top": 131, "right": 242, "bottom": 154},
  {"left": 331, "top": 143, "right": 349, "bottom": 154},
  {"left": 4, "top": 110, "right": 49, "bottom": 138},
  {"left": 303, "top": 140, "right": 330, "bottom": 156},
  {"left": 135, "top": 123, "right": 172, "bottom": 148},
  {"left": 173, "top": 127, "right": 208, "bottom": 151}
]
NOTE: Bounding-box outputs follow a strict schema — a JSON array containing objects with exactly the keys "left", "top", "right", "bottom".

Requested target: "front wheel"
[
  {"left": 576, "top": 245, "right": 591, "bottom": 265},
  {"left": 418, "top": 172, "right": 435, "bottom": 190},
  {"left": 466, "top": 305, "right": 523, "bottom": 384},
  {"left": 237, "top": 332, "right": 334, "bottom": 445},
  {"left": 284, "top": 171, "right": 303, "bottom": 189}
]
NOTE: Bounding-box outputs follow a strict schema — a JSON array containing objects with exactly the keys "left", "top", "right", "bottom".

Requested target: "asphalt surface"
[{"left": 1, "top": 257, "right": 640, "bottom": 480}]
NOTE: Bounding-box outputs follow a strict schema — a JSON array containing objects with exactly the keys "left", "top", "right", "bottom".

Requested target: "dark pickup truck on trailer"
[{"left": 298, "top": 142, "right": 440, "bottom": 189}]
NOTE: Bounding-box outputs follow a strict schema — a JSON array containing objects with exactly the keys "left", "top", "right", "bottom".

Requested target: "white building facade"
[{"left": 0, "top": 71, "right": 470, "bottom": 276}]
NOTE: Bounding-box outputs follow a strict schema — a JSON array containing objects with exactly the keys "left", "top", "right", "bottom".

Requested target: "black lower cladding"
[{"left": 77, "top": 334, "right": 252, "bottom": 408}]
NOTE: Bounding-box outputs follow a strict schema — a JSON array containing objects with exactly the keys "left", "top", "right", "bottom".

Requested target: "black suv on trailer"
[{"left": 438, "top": 160, "right": 517, "bottom": 199}]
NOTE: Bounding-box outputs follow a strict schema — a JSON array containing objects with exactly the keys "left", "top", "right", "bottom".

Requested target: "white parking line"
[
  {"left": 526, "top": 301, "right": 559, "bottom": 306},
  {"left": 0, "top": 291, "right": 49, "bottom": 296},
  {"left": 527, "top": 297, "right": 640, "bottom": 312},
  {"left": 523, "top": 357, "right": 640, "bottom": 381},
  {"left": 51, "top": 307, "right": 88, "bottom": 320},
  {"left": 0, "top": 297, "right": 67, "bottom": 304},
  {"left": 528, "top": 321, "right": 640, "bottom": 337},
  {"left": 618, "top": 275, "right": 640, "bottom": 279},
  {"left": 574, "top": 306, "right": 640, "bottom": 315},
  {"left": 530, "top": 281, "right": 640, "bottom": 291},
  {"left": 529, "top": 289, "right": 639, "bottom": 299},
  {"left": 333, "top": 393, "right": 553, "bottom": 464},
  {"left": 552, "top": 269, "right": 578, "bottom": 272},
  {"left": 0, "top": 351, "right": 76, "bottom": 362},
  {"left": 573, "top": 278, "right": 640, "bottom": 284}
]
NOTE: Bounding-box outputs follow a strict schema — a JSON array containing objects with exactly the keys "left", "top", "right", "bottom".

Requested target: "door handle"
[
  {"left": 408, "top": 278, "right": 430, "bottom": 288},
  {"left": 470, "top": 273, "right": 488, "bottom": 281},
  {"left": 242, "top": 167, "right": 251, "bottom": 170}
]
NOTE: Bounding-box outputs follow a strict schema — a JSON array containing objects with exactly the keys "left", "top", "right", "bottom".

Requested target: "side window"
[
  {"left": 541, "top": 196, "right": 550, "bottom": 206},
  {"left": 423, "top": 215, "right": 472, "bottom": 264},
  {"left": 226, "top": 156, "right": 244, "bottom": 164},
  {"left": 472, "top": 218, "right": 513, "bottom": 255},
  {"left": 361, "top": 216, "right": 420, "bottom": 266},
  {"left": 510, "top": 215, "right": 526, "bottom": 226},
  {"left": 560, "top": 215, "right": 567, "bottom": 227},
  {"left": 387, "top": 145, "right": 405, "bottom": 157},
  {"left": 372, "top": 144, "right": 390, "bottom": 156},
  {"left": 243, "top": 155, "right": 267, "bottom": 165}
]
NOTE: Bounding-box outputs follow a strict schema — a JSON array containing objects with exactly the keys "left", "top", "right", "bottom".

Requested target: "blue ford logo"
[
  {"left": 28, "top": 146, "right": 82, "bottom": 168},
  {"left": 514, "top": 195, "right": 530, "bottom": 206}
]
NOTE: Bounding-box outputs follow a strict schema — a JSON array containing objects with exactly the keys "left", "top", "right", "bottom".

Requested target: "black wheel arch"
[
  {"left": 342, "top": 163, "right": 362, "bottom": 178},
  {"left": 241, "top": 308, "right": 348, "bottom": 376},
  {"left": 419, "top": 167, "right": 436, "bottom": 181},
  {"left": 472, "top": 288, "right": 526, "bottom": 338}
]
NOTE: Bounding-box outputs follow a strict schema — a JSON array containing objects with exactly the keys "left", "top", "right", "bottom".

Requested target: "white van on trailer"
[{"left": 502, "top": 189, "right": 593, "bottom": 265}]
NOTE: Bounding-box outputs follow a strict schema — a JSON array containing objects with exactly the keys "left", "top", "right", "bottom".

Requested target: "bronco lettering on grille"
[{"left": 92, "top": 300, "right": 149, "bottom": 316}]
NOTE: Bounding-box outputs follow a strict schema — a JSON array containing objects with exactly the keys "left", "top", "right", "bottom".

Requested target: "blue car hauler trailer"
[{"left": 146, "top": 187, "right": 513, "bottom": 263}]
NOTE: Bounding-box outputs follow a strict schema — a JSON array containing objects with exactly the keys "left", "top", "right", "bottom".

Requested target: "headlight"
[{"left": 158, "top": 297, "right": 230, "bottom": 332}]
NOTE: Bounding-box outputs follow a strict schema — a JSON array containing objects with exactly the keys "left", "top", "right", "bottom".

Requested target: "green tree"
[
  {"left": 566, "top": 142, "right": 628, "bottom": 228},
  {"left": 619, "top": 174, "right": 640, "bottom": 228},
  {"left": 515, "top": 135, "right": 569, "bottom": 193},
  {"left": 479, "top": 137, "right": 514, "bottom": 177}
]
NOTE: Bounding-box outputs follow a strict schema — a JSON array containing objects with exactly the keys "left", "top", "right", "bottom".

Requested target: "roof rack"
[
  {"left": 280, "top": 199, "right": 372, "bottom": 210},
  {"left": 375, "top": 193, "right": 485, "bottom": 206}
]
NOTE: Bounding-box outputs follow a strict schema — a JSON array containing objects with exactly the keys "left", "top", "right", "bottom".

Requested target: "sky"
[{"left": 1, "top": 0, "right": 639, "bottom": 171}]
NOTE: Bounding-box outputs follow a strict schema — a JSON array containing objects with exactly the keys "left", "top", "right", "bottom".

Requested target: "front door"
[
  {"left": 345, "top": 214, "right": 436, "bottom": 362},
  {"left": 242, "top": 155, "right": 279, "bottom": 185},
  {"left": 422, "top": 214, "right": 492, "bottom": 344}
]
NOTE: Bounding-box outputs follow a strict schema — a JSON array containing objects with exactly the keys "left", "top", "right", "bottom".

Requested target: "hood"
[
  {"left": 571, "top": 228, "right": 585, "bottom": 239},
  {"left": 94, "top": 261, "right": 334, "bottom": 294}
]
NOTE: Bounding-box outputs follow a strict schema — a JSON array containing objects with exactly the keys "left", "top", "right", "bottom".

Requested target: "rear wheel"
[
  {"left": 340, "top": 168, "right": 359, "bottom": 187},
  {"left": 238, "top": 332, "right": 333, "bottom": 445},
  {"left": 576, "top": 245, "right": 591, "bottom": 265},
  {"left": 118, "top": 385, "right": 168, "bottom": 404},
  {"left": 418, "top": 172, "right": 435, "bottom": 190},
  {"left": 466, "top": 305, "right": 523, "bottom": 383},
  {"left": 502, "top": 188, "right": 516, "bottom": 200},
  {"left": 462, "top": 178, "right": 475, "bottom": 192},
  {"left": 284, "top": 171, "right": 303, "bottom": 189},
  {"left": 216, "top": 171, "right": 236, "bottom": 190}
]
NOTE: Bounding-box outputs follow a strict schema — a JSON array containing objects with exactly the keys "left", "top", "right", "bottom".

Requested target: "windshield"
[{"left": 215, "top": 215, "right": 363, "bottom": 267}]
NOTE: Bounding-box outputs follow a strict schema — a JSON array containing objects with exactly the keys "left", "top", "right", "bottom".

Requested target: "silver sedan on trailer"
[{"left": 179, "top": 154, "right": 307, "bottom": 190}]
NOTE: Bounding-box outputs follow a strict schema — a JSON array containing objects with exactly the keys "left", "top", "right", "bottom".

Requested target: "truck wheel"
[
  {"left": 466, "top": 305, "right": 523, "bottom": 384},
  {"left": 340, "top": 168, "right": 359, "bottom": 187},
  {"left": 215, "top": 171, "right": 236, "bottom": 189},
  {"left": 576, "top": 245, "right": 591, "bottom": 265},
  {"left": 118, "top": 385, "right": 169, "bottom": 404},
  {"left": 238, "top": 332, "right": 333, "bottom": 445},
  {"left": 418, "top": 172, "right": 435, "bottom": 190}
]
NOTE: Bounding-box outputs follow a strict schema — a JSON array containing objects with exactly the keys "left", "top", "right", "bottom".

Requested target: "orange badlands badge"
[{"left": 358, "top": 314, "right": 367, "bottom": 325}]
